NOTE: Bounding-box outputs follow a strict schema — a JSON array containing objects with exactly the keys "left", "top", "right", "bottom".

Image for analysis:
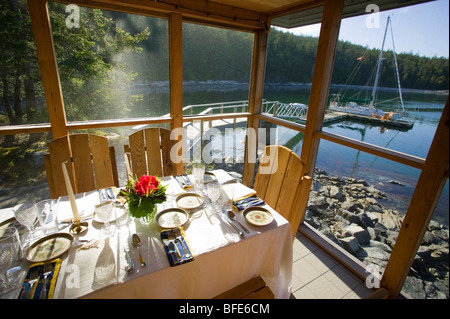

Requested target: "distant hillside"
[{"left": 108, "top": 13, "right": 449, "bottom": 91}]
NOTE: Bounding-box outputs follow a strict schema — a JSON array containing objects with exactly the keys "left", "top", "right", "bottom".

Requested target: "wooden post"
[
  {"left": 243, "top": 27, "right": 269, "bottom": 187},
  {"left": 300, "top": 0, "right": 344, "bottom": 178},
  {"left": 27, "top": 0, "right": 67, "bottom": 139},
  {"left": 169, "top": 13, "right": 184, "bottom": 175},
  {"left": 381, "top": 98, "right": 449, "bottom": 298}
]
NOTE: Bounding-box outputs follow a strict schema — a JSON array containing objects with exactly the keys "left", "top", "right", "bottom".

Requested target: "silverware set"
[{"left": 175, "top": 174, "right": 193, "bottom": 189}]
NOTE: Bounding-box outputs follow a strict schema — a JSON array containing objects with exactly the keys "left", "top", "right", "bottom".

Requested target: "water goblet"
[
  {"left": 12, "top": 202, "right": 39, "bottom": 243},
  {"left": 95, "top": 201, "right": 115, "bottom": 238},
  {"left": 207, "top": 181, "right": 221, "bottom": 211},
  {"left": 0, "top": 228, "right": 22, "bottom": 294},
  {"left": 35, "top": 199, "right": 59, "bottom": 235},
  {"left": 193, "top": 162, "right": 205, "bottom": 193}
]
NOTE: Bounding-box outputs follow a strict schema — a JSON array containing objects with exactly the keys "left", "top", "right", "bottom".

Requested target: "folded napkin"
[
  {"left": 232, "top": 195, "right": 265, "bottom": 211},
  {"left": 161, "top": 227, "right": 194, "bottom": 267},
  {"left": 175, "top": 174, "right": 193, "bottom": 190},
  {"left": 19, "top": 259, "right": 61, "bottom": 299},
  {"left": 98, "top": 187, "right": 120, "bottom": 203}
]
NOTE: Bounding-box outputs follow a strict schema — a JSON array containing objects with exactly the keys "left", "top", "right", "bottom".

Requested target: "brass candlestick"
[{"left": 69, "top": 220, "right": 89, "bottom": 235}]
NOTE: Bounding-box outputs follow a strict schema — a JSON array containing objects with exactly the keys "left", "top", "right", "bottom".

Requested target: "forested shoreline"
[{"left": 1, "top": 2, "right": 448, "bottom": 127}]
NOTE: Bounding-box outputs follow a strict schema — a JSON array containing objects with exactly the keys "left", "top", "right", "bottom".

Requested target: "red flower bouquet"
[{"left": 121, "top": 175, "right": 167, "bottom": 222}]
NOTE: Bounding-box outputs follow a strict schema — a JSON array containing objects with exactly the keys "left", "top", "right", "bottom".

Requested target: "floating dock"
[{"left": 296, "top": 110, "right": 414, "bottom": 130}]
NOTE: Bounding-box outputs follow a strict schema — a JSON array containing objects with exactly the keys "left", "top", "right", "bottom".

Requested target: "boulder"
[
  {"left": 340, "top": 236, "right": 360, "bottom": 255},
  {"left": 343, "top": 223, "right": 371, "bottom": 245}
]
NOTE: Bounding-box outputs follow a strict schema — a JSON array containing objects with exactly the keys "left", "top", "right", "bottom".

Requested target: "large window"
[
  {"left": 319, "top": 2, "right": 449, "bottom": 299},
  {"left": 48, "top": 2, "right": 170, "bottom": 122}
]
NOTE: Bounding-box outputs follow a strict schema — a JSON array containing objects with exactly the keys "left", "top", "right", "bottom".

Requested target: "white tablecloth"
[{"left": 1, "top": 170, "right": 293, "bottom": 299}]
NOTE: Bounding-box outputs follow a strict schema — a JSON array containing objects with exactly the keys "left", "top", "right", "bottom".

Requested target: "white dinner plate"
[
  {"left": 155, "top": 208, "right": 189, "bottom": 229},
  {"left": 243, "top": 207, "right": 273, "bottom": 226},
  {"left": 175, "top": 193, "right": 204, "bottom": 211}
]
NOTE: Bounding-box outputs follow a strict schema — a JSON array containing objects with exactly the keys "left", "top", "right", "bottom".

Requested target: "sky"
[{"left": 285, "top": 0, "right": 449, "bottom": 58}]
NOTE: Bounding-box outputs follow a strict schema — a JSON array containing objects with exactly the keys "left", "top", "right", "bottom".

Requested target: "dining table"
[{"left": 0, "top": 170, "right": 293, "bottom": 299}]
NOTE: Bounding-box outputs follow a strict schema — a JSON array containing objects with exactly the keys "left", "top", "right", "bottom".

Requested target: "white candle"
[{"left": 61, "top": 161, "right": 80, "bottom": 222}]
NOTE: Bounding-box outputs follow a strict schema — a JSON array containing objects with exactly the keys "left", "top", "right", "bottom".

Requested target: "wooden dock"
[{"left": 296, "top": 110, "right": 414, "bottom": 130}]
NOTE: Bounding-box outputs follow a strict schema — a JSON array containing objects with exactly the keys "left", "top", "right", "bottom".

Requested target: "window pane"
[
  {"left": 326, "top": 2, "right": 448, "bottom": 156},
  {"left": 0, "top": 0, "right": 48, "bottom": 126},
  {"left": 48, "top": 3, "right": 169, "bottom": 121},
  {"left": 182, "top": 23, "right": 253, "bottom": 114},
  {"left": 183, "top": 118, "right": 248, "bottom": 180},
  {"left": 308, "top": 140, "right": 449, "bottom": 299},
  {"left": 0, "top": 132, "right": 52, "bottom": 208},
  {"left": 263, "top": 16, "right": 321, "bottom": 121}
]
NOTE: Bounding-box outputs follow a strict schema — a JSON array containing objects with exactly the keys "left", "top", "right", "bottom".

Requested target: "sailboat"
[{"left": 329, "top": 16, "right": 405, "bottom": 120}]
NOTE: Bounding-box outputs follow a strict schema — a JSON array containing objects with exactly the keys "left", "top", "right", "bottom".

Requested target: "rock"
[
  {"left": 304, "top": 210, "right": 320, "bottom": 229},
  {"left": 402, "top": 276, "right": 426, "bottom": 299},
  {"left": 369, "top": 240, "right": 392, "bottom": 252},
  {"left": 343, "top": 223, "right": 371, "bottom": 245},
  {"left": 341, "top": 200, "right": 358, "bottom": 212},
  {"left": 340, "top": 236, "right": 360, "bottom": 255}
]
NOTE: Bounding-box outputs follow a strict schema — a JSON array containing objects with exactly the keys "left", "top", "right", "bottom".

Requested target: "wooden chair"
[
  {"left": 213, "top": 276, "right": 274, "bottom": 299},
  {"left": 253, "top": 145, "right": 313, "bottom": 239},
  {"left": 44, "top": 134, "right": 119, "bottom": 199},
  {"left": 124, "top": 127, "right": 181, "bottom": 178}
]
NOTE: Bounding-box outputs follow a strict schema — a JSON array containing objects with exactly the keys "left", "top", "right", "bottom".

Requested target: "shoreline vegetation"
[{"left": 130, "top": 80, "right": 450, "bottom": 97}]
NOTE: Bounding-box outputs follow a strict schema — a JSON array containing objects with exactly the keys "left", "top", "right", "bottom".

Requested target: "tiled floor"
[{"left": 291, "top": 232, "right": 374, "bottom": 299}]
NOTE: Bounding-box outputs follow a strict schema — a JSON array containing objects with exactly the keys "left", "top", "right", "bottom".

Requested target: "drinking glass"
[
  {"left": 207, "top": 181, "right": 221, "bottom": 211},
  {"left": 35, "top": 199, "right": 59, "bottom": 235},
  {"left": 0, "top": 228, "right": 22, "bottom": 294},
  {"left": 95, "top": 201, "right": 115, "bottom": 237},
  {"left": 12, "top": 202, "right": 39, "bottom": 242},
  {"left": 193, "top": 162, "right": 205, "bottom": 192}
]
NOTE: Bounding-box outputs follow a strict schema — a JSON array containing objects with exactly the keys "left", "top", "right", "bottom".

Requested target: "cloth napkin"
[
  {"left": 232, "top": 195, "right": 265, "bottom": 211},
  {"left": 19, "top": 259, "right": 62, "bottom": 299},
  {"left": 175, "top": 174, "right": 193, "bottom": 190},
  {"left": 161, "top": 227, "right": 194, "bottom": 267}
]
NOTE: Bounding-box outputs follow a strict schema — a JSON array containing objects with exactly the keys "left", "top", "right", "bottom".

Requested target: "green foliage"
[{"left": 265, "top": 28, "right": 448, "bottom": 90}]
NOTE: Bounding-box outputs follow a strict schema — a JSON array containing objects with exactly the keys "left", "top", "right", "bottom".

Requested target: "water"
[
  {"left": 264, "top": 86, "right": 449, "bottom": 226},
  {"left": 137, "top": 85, "right": 449, "bottom": 226}
]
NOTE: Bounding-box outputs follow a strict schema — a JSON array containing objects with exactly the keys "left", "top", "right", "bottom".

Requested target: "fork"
[
  {"left": 26, "top": 268, "right": 39, "bottom": 299},
  {"left": 173, "top": 229, "right": 191, "bottom": 259},
  {"left": 38, "top": 263, "right": 54, "bottom": 299},
  {"left": 167, "top": 231, "right": 183, "bottom": 263}
]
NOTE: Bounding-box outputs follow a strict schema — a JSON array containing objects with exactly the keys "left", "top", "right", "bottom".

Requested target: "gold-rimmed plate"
[
  {"left": 243, "top": 206, "right": 273, "bottom": 226},
  {"left": 155, "top": 208, "right": 189, "bottom": 229},
  {"left": 203, "top": 171, "right": 217, "bottom": 184},
  {"left": 26, "top": 232, "right": 74, "bottom": 263},
  {"left": 175, "top": 193, "right": 204, "bottom": 211}
]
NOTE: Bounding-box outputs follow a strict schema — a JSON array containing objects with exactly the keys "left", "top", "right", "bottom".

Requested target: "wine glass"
[
  {"left": 95, "top": 201, "right": 115, "bottom": 238},
  {"left": 12, "top": 202, "right": 39, "bottom": 242},
  {"left": 0, "top": 228, "right": 22, "bottom": 294}
]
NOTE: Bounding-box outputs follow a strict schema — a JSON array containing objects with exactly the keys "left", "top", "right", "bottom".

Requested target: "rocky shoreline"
[{"left": 305, "top": 168, "right": 449, "bottom": 299}]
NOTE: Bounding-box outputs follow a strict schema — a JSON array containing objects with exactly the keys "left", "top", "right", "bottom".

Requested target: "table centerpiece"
[{"left": 121, "top": 175, "right": 167, "bottom": 223}]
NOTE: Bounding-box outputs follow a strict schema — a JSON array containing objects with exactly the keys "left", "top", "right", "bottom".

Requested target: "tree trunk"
[
  {"left": 1, "top": 74, "right": 15, "bottom": 124},
  {"left": 24, "top": 73, "right": 36, "bottom": 122},
  {"left": 13, "top": 70, "right": 23, "bottom": 124}
]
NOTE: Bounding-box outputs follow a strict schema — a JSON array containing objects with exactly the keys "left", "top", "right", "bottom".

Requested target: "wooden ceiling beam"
[
  {"left": 265, "top": 0, "right": 324, "bottom": 20},
  {"left": 52, "top": 0, "right": 268, "bottom": 31}
]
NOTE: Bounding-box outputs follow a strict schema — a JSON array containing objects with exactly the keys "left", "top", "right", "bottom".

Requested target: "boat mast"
[
  {"left": 369, "top": 16, "right": 390, "bottom": 108},
  {"left": 389, "top": 18, "right": 405, "bottom": 113}
]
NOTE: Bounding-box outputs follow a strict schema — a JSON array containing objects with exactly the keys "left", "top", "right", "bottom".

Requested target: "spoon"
[
  {"left": 131, "top": 234, "right": 146, "bottom": 267},
  {"left": 227, "top": 210, "right": 249, "bottom": 233}
]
